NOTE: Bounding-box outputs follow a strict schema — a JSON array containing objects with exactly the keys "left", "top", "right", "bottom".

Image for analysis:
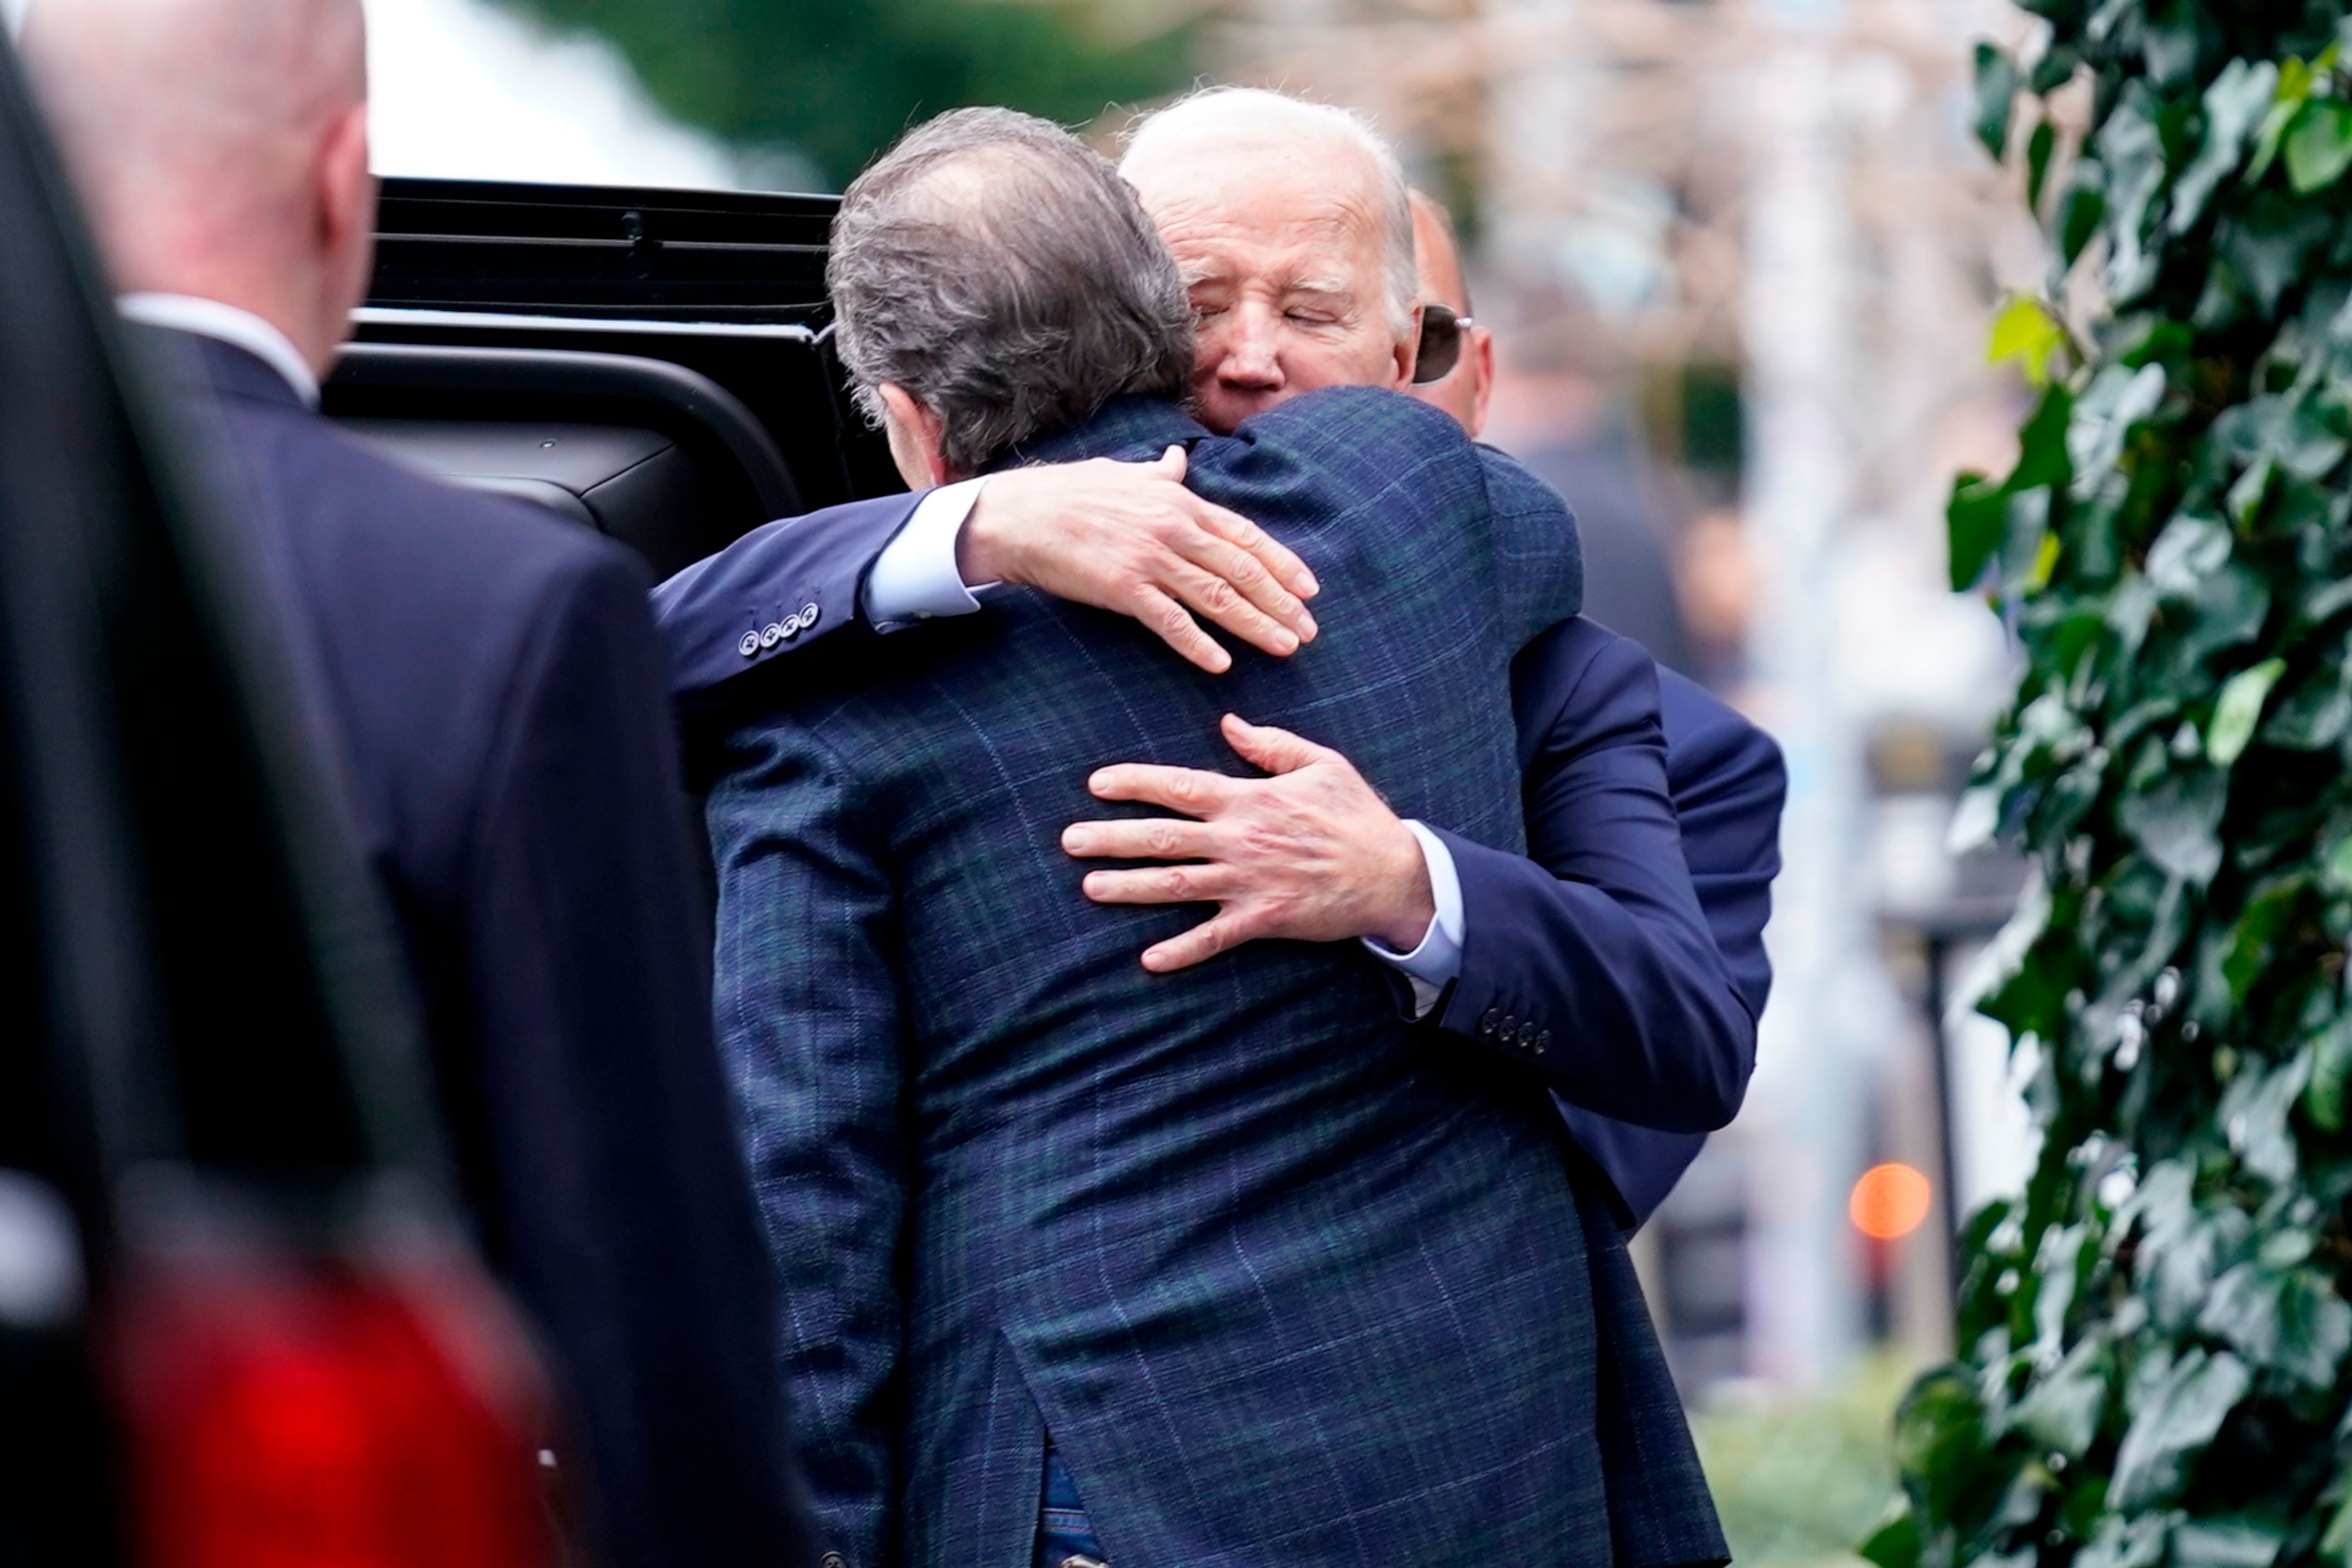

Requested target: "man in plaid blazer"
[{"left": 709, "top": 108, "right": 1730, "bottom": 1567}]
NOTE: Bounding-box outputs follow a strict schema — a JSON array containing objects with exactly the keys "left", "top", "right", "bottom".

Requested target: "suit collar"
[
  {"left": 989, "top": 397, "right": 1208, "bottom": 472},
  {"left": 119, "top": 295, "right": 320, "bottom": 410},
  {"left": 136, "top": 322, "right": 316, "bottom": 416}
]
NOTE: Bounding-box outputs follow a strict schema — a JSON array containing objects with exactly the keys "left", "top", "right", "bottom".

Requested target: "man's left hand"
[{"left": 1062, "top": 714, "right": 1436, "bottom": 972}]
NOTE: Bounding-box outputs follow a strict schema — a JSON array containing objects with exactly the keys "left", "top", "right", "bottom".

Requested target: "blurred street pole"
[{"left": 1738, "top": 0, "right": 1871, "bottom": 1387}]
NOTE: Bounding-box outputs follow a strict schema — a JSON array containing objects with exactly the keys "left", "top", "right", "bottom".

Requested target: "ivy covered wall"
[{"left": 1880, "top": 2, "right": 2352, "bottom": 1564}]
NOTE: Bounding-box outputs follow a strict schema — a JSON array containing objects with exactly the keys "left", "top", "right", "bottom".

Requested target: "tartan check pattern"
[{"left": 710, "top": 387, "right": 1726, "bottom": 1567}]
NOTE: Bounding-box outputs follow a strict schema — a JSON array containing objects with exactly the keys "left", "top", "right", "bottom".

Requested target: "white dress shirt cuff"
[
  {"left": 861, "top": 476, "right": 990, "bottom": 630},
  {"left": 1361, "top": 820, "right": 1466, "bottom": 1019}
]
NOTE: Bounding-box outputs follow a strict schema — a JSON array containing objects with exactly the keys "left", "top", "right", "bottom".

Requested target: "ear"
[
  {"left": 1467, "top": 325, "right": 1496, "bottom": 439},
  {"left": 309, "top": 100, "right": 377, "bottom": 370},
  {"left": 1387, "top": 302, "right": 1423, "bottom": 390},
  {"left": 877, "top": 382, "right": 956, "bottom": 488}
]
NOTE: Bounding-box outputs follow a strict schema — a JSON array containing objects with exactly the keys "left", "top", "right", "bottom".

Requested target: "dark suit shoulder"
[
  {"left": 1235, "top": 382, "right": 1471, "bottom": 453},
  {"left": 1655, "top": 670, "right": 1785, "bottom": 817},
  {"left": 1197, "top": 386, "right": 1482, "bottom": 518},
  {"left": 214, "top": 397, "right": 652, "bottom": 888}
]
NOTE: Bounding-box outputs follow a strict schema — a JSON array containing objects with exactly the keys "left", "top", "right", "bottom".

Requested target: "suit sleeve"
[
  {"left": 1428, "top": 619, "right": 1754, "bottom": 1135},
  {"left": 1658, "top": 668, "right": 1785, "bottom": 1021},
  {"left": 707, "top": 722, "right": 908, "bottom": 1568},
  {"left": 461, "top": 548, "right": 817, "bottom": 1568},
  {"left": 651, "top": 491, "right": 923, "bottom": 708},
  {"left": 1553, "top": 671, "right": 1788, "bottom": 1227}
]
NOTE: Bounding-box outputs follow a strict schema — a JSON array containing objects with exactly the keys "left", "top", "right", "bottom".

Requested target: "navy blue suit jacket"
[
  {"left": 151, "top": 330, "right": 816, "bottom": 1568},
  {"left": 1459, "top": 624, "right": 1785, "bottom": 1225},
  {"left": 704, "top": 390, "right": 1724, "bottom": 1567},
  {"left": 656, "top": 445, "right": 1782, "bottom": 1223}
]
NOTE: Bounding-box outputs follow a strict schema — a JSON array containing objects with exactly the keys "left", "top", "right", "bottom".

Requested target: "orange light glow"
[{"left": 1850, "top": 1163, "right": 1932, "bottom": 1241}]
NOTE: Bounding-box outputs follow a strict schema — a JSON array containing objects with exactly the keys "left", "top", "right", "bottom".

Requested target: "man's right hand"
[{"left": 957, "top": 446, "right": 1319, "bottom": 673}]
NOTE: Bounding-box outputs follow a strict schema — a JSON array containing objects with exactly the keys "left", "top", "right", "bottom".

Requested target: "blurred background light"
[{"left": 1848, "top": 1164, "right": 1932, "bottom": 1243}]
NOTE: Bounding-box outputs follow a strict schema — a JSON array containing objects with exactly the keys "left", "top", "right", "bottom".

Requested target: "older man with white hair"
[
  {"left": 1077, "top": 92, "right": 1782, "bottom": 1232},
  {"left": 21, "top": 3, "right": 818, "bottom": 1563}
]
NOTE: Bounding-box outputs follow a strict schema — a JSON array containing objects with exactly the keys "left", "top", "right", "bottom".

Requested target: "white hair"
[{"left": 1120, "top": 86, "right": 1419, "bottom": 341}]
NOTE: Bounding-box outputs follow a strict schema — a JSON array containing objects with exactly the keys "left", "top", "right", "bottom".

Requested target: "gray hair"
[
  {"left": 828, "top": 107, "right": 1194, "bottom": 475},
  {"left": 1121, "top": 87, "right": 1419, "bottom": 343}
]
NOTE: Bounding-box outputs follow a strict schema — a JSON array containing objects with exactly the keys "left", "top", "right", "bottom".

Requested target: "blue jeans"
[{"left": 1034, "top": 1445, "right": 1108, "bottom": 1568}]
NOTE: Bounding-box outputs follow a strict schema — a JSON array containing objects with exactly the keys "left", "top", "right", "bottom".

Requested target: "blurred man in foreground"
[
  {"left": 24, "top": 2, "right": 814, "bottom": 1561},
  {"left": 710, "top": 106, "right": 1727, "bottom": 1566},
  {"left": 1405, "top": 185, "right": 1788, "bottom": 1223}
]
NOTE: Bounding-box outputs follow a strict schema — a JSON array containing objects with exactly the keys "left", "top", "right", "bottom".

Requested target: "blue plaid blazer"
[{"left": 710, "top": 387, "right": 1726, "bottom": 1567}]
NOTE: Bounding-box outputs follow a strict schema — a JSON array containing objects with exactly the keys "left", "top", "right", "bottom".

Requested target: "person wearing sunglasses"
[
  {"left": 1404, "top": 185, "right": 1788, "bottom": 1230},
  {"left": 1404, "top": 194, "right": 1494, "bottom": 430}
]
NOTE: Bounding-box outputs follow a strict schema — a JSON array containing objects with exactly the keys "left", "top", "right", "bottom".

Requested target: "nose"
[{"left": 1215, "top": 302, "right": 1285, "bottom": 391}]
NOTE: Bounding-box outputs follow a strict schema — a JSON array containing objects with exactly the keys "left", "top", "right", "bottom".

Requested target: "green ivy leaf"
[
  {"left": 1951, "top": 472, "right": 2008, "bottom": 590},
  {"left": 2220, "top": 1051, "right": 2308, "bottom": 1184},
  {"left": 2197, "top": 1258, "right": 2352, "bottom": 1390},
  {"left": 2287, "top": 100, "right": 2352, "bottom": 194},
  {"left": 2030, "top": 119, "right": 2061, "bottom": 210},
  {"left": 2012, "top": 1337, "right": 2113, "bottom": 1457},
  {"left": 2062, "top": 166, "right": 2109, "bottom": 264},
  {"left": 2014, "top": 382, "right": 2076, "bottom": 489},
  {"left": 1894, "top": 1367, "right": 1995, "bottom": 1521},
  {"left": 2174, "top": 60, "right": 2284, "bottom": 232},
  {"left": 2069, "top": 363, "right": 2170, "bottom": 486},
  {"left": 2099, "top": 84, "right": 2174, "bottom": 301},
  {"left": 2079, "top": 1511, "right": 2179, "bottom": 1568},
  {"left": 1976, "top": 43, "right": 2023, "bottom": 158},
  {"left": 2216, "top": 191, "right": 2335, "bottom": 314},
  {"left": 2210, "top": 658, "right": 2288, "bottom": 763},
  {"left": 2319, "top": 1469, "right": 2352, "bottom": 1563},
  {"left": 2119, "top": 767, "right": 2228, "bottom": 884},
  {"left": 1991, "top": 296, "right": 2073, "bottom": 384},
  {"left": 2171, "top": 1517, "right": 2288, "bottom": 1568},
  {"left": 2305, "top": 1013, "right": 2352, "bottom": 1132},
  {"left": 2109, "top": 1348, "right": 2251, "bottom": 1511},
  {"left": 1860, "top": 1500, "right": 1922, "bottom": 1568}
]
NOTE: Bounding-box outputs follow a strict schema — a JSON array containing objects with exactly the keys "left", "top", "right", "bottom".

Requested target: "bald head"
[{"left": 25, "top": 0, "right": 376, "bottom": 374}]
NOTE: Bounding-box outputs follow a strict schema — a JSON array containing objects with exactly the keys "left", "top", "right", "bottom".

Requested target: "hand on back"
[{"left": 1062, "top": 714, "right": 1437, "bottom": 972}]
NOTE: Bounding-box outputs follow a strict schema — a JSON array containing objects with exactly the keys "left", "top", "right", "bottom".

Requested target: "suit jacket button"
[
  {"left": 820, "top": 1554, "right": 848, "bottom": 1568},
  {"left": 802, "top": 600, "right": 822, "bottom": 628},
  {"left": 759, "top": 622, "right": 786, "bottom": 648},
  {"left": 1479, "top": 1008, "right": 1499, "bottom": 1036},
  {"left": 737, "top": 630, "right": 761, "bottom": 658},
  {"left": 1535, "top": 1030, "right": 1551, "bottom": 1055},
  {"left": 1499, "top": 1015, "right": 1516, "bottom": 1038}
]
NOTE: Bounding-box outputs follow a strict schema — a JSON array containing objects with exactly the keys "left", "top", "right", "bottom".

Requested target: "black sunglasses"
[{"left": 1413, "top": 302, "right": 1475, "bottom": 384}]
